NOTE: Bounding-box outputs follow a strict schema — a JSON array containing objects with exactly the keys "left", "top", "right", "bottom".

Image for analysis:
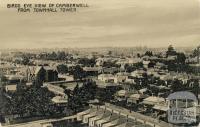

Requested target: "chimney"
[
  {"left": 118, "top": 112, "right": 121, "bottom": 118},
  {"left": 111, "top": 110, "right": 113, "bottom": 116},
  {"left": 126, "top": 115, "right": 129, "bottom": 122}
]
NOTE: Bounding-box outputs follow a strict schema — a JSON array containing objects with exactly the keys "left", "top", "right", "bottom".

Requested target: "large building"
[{"left": 27, "top": 66, "right": 58, "bottom": 82}]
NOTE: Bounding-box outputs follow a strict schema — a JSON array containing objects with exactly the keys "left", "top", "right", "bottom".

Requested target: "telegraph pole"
[
  {"left": 196, "top": 46, "right": 200, "bottom": 76},
  {"left": 197, "top": 46, "right": 200, "bottom": 64}
]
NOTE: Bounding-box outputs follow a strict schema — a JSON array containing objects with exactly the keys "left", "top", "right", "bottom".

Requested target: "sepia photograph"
[{"left": 0, "top": 0, "right": 200, "bottom": 126}]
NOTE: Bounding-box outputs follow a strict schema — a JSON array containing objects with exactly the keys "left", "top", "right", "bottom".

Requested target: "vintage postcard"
[{"left": 0, "top": 0, "right": 200, "bottom": 127}]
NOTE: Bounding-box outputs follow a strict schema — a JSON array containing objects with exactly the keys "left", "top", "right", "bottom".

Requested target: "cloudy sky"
[{"left": 0, "top": 0, "right": 200, "bottom": 49}]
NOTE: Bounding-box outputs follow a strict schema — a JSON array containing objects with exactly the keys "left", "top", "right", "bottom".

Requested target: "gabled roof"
[
  {"left": 5, "top": 84, "right": 17, "bottom": 91},
  {"left": 153, "top": 105, "right": 168, "bottom": 111},
  {"left": 129, "top": 94, "right": 147, "bottom": 99},
  {"left": 98, "top": 74, "right": 114, "bottom": 78},
  {"left": 51, "top": 96, "right": 68, "bottom": 104},
  {"left": 117, "top": 90, "right": 127, "bottom": 97},
  {"left": 143, "top": 96, "right": 165, "bottom": 105},
  {"left": 34, "top": 66, "right": 42, "bottom": 75}
]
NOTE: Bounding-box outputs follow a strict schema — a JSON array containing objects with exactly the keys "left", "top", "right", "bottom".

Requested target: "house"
[
  {"left": 128, "top": 58, "right": 142, "bottom": 64},
  {"left": 88, "top": 109, "right": 111, "bottom": 127},
  {"left": 152, "top": 104, "right": 168, "bottom": 114},
  {"left": 87, "top": 108, "right": 105, "bottom": 126},
  {"left": 127, "top": 94, "right": 148, "bottom": 104},
  {"left": 44, "top": 81, "right": 83, "bottom": 95},
  {"left": 131, "top": 70, "right": 146, "bottom": 78},
  {"left": 77, "top": 109, "right": 91, "bottom": 121},
  {"left": 98, "top": 74, "right": 116, "bottom": 83},
  {"left": 83, "top": 66, "right": 102, "bottom": 76},
  {"left": 43, "top": 66, "right": 58, "bottom": 82},
  {"left": 66, "top": 63, "right": 76, "bottom": 72},
  {"left": 115, "top": 90, "right": 136, "bottom": 102},
  {"left": 96, "top": 112, "right": 119, "bottom": 127},
  {"left": 102, "top": 115, "right": 127, "bottom": 127},
  {"left": 115, "top": 72, "right": 131, "bottom": 83},
  {"left": 115, "top": 90, "right": 127, "bottom": 101},
  {"left": 90, "top": 111, "right": 112, "bottom": 127},
  {"left": 83, "top": 109, "right": 99, "bottom": 123},
  {"left": 26, "top": 82, "right": 33, "bottom": 86},
  {"left": 95, "top": 58, "right": 107, "bottom": 66},
  {"left": 77, "top": 104, "right": 171, "bottom": 127},
  {"left": 124, "top": 78, "right": 135, "bottom": 84},
  {"left": 101, "top": 67, "right": 119, "bottom": 74},
  {"left": 4, "top": 74, "right": 25, "bottom": 84},
  {"left": 154, "top": 62, "right": 167, "bottom": 69},
  {"left": 138, "top": 88, "right": 148, "bottom": 95},
  {"left": 41, "top": 123, "right": 53, "bottom": 127},
  {"left": 153, "top": 72, "right": 172, "bottom": 81},
  {"left": 27, "top": 66, "right": 58, "bottom": 82},
  {"left": 142, "top": 96, "right": 166, "bottom": 106},
  {"left": 58, "top": 74, "right": 74, "bottom": 81},
  {"left": 116, "top": 58, "right": 142, "bottom": 66},
  {"left": 51, "top": 96, "right": 68, "bottom": 107},
  {"left": 142, "top": 60, "right": 150, "bottom": 68},
  {"left": 5, "top": 84, "right": 17, "bottom": 92},
  {"left": 44, "top": 83, "right": 65, "bottom": 96},
  {"left": 165, "top": 56, "right": 177, "bottom": 61},
  {"left": 146, "top": 68, "right": 156, "bottom": 76},
  {"left": 189, "top": 64, "right": 200, "bottom": 73}
]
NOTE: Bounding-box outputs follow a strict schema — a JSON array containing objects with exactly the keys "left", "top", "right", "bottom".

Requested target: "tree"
[
  {"left": 124, "top": 64, "right": 136, "bottom": 73},
  {"left": 49, "top": 52, "right": 57, "bottom": 60},
  {"left": 57, "top": 51, "right": 66, "bottom": 60},
  {"left": 16, "top": 79, "right": 26, "bottom": 92},
  {"left": 67, "top": 81, "right": 97, "bottom": 113},
  {"left": 171, "top": 79, "right": 185, "bottom": 92},
  {"left": 95, "top": 87, "right": 119, "bottom": 102},
  {"left": 166, "top": 45, "right": 177, "bottom": 56},
  {"left": 73, "top": 65, "right": 85, "bottom": 80},
  {"left": 192, "top": 48, "right": 200, "bottom": 57},
  {"left": 80, "top": 81, "right": 97, "bottom": 102},
  {"left": 103, "top": 61, "right": 120, "bottom": 68},
  {"left": 78, "top": 58, "right": 96, "bottom": 67},
  {"left": 57, "top": 64, "right": 68, "bottom": 74},
  {"left": 144, "top": 51, "right": 153, "bottom": 57},
  {"left": 67, "top": 84, "right": 82, "bottom": 113},
  {"left": 4, "top": 86, "right": 56, "bottom": 117},
  {"left": 133, "top": 62, "right": 143, "bottom": 69},
  {"left": 148, "top": 61, "right": 156, "bottom": 68},
  {"left": 0, "top": 75, "right": 7, "bottom": 83},
  {"left": 35, "top": 67, "right": 46, "bottom": 84},
  {"left": 176, "top": 53, "right": 186, "bottom": 64},
  {"left": 22, "top": 56, "right": 30, "bottom": 65},
  {"left": 192, "top": 79, "right": 199, "bottom": 97},
  {"left": 167, "top": 60, "right": 177, "bottom": 71}
]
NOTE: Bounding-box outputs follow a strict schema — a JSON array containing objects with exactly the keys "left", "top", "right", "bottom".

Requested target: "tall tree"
[
  {"left": 176, "top": 53, "right": 186, "bottom": 64},
  {"left": 67, "top": 81, "right": 97, "bottom": 113},
  {"left": 166, "top": 45, "right": 177, "bottom": 56},
  {"left": 144, "top": 51, "right": 153, "bottom": 57},
  {"left": 73, "top": 65, "right": 85, "bottom": 80},
  {"left": 57, "top": 64, "right": 68, "bottom": 74}
]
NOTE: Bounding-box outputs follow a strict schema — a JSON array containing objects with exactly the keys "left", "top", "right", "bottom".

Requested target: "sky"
[{"left": 0, "top": 0, "right": 200, "bottom": 49}]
